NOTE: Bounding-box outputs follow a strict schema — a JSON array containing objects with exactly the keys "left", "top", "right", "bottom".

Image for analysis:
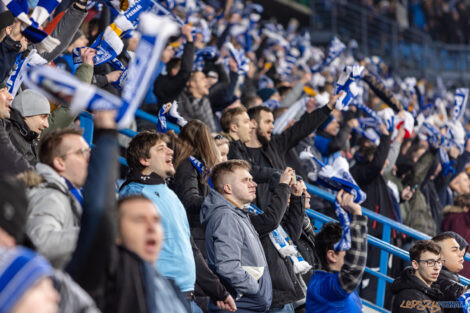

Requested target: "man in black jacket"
[
  {"left": 432, "top": 232, "right": 467, "bottom": 313},
  {"left": 8, "top": 89, "right": 51, "bottom": 165},
  {"left": 391, "top": 240, "right": 444, "bottom": 313},
  {"left": 221, "top": 105, "right": 275, "bottom": 184},
  {"left": 244, "top": 98, "right": 335, "bottom": 211}
]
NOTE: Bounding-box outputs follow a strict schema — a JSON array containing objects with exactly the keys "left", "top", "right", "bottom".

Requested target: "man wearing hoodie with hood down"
[
  {"left": 391, "top": 240, "right": 444, "bottom": 313},
  {"left": 201, "top": 159, "right": 272, "bottom": 313}
]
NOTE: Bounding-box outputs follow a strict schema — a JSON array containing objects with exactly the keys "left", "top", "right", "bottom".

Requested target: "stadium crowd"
[
  {"left": 346, "top": 0, "right": 470, "bottom": 44},
  {"left": 0, "top": 0, "right": 470, "bottom": 312}
]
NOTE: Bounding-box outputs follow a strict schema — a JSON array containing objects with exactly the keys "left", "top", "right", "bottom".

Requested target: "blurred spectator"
[{"left": 24, "top": 128, "right": 89, "bottom": 269}]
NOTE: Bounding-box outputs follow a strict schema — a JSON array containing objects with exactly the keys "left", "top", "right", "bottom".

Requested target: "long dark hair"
[{"left": 173, "top": 120, "right": 220, "bottom": 175}]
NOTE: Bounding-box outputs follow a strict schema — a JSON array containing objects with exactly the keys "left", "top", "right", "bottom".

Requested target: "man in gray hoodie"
[{"left": 201, "top": 159, "right": 272, "bottom": 313}]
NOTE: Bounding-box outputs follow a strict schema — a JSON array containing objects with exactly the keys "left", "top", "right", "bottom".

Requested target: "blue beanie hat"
[{"left": 0, "top": 247, "right": 53, "bottom": 313}]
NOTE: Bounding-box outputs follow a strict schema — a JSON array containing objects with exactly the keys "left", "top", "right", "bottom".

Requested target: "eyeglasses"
[
  {"left": 60, "top": 147, "right": 91, "bottom": 159},
  {"left": 417, "top": 258, "right": 445, "bottom": 267}
]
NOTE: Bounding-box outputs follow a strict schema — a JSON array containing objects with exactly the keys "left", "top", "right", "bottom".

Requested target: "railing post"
[{"left": 376, "top": 224, "right": 391, "bottom": 308}]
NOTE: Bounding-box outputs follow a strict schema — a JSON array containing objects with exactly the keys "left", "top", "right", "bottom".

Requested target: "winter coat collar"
[
  {"left": 200, "top": 189, "right": 248, "bottom": 226},
  {"left": 438, "top": 267, "right": 460, "bottom": 284},
  {"left": 34, "top": 163, "right": 68, "bottom": 191},
  {"left": 120, "top": 169, "right": 166, "bottom": 190},
  {"left": 9, "top": 108, "right": 38, "bottom": 142}
]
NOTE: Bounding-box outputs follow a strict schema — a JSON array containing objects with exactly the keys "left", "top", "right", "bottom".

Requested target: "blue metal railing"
[{"left": 80, "top": 109, "right": 470, "bottom": 312}]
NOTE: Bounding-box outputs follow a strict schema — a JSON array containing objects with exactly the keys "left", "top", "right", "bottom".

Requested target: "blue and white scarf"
[
  {"left": 419, "top": 122, "right": 442, "bottom": 148},
  {"left": 353, "top": 127, "right": 380, "bottom": 145},
  {"left": 269, "top": 225, "right": 312, "bottom": 274},
  {"left": 439, "top": 147, "right": 455, "bottom": 177},
  {"left": 24, "top": 14, "right": 178, "bottom": 130},
  {"left": 224, "top": 42, "right": 250, "bottom": 76},
  {"left": 458, "top": 289, "right": 470, "bottom": 313},
  {"left": 188, "top": 155, "right": 214, "bottom": 188},
  {"left": 452, "top": 88, "right": 469, "bottom": 122},
  {"left": 65, "top": 178, "right": 83, "bottom": 205},
  {"left": 193, "top": 46, "right": 218, "bottom": 71},
  {"left": 335, "top": 65, "right": 364, "bottom": 110},
  {"left": 333, "top": 200, "right": 351, "bottom": 251},
  {"left": 355, "top": 101, "right": 384, "bottom": 125},
  {"left": 7, "top": 49, "right": 47, "bottom": 97},
  {"left": 313, "top": 156, "right": 367, "bottom": 204},
  {"left": 311, "top": 36, "right": 345, "bottom": 73},
  {"left": 149, "top": 0, "right": 184, "bottom": 25},
  {"left": 117, "top": 13, "right": 179, "bottom": 128},
  {"left": 2, "top": 0, "right": 62, "bottom": 52}
]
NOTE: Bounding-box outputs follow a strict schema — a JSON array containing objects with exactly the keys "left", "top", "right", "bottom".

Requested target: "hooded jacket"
[
  {"left": 391, "top": 267, "right": 443, "bottom": 313},
  {"left": 7, "top": 108, "right": 39, "bottom": 165},
  {"left": 436, "top": 267, "right": 466, "bottom": 313},
  {"left": 24, "top": 163, "right": 81, "bottom": 269},
  {"left": 201, "top": 190, "right": 272, "bottom": 312}
]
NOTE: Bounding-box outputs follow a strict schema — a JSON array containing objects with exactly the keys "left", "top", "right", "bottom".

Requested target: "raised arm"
[{"left": 66, "top": 112, "right": 119, "bottom": 302}]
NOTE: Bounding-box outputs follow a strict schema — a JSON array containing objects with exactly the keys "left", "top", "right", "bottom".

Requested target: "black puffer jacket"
[
  {"left": 436, "top": 267, "right": 466, "bottom": 313},
  {"left": 391, "top": 267, "right": 443, "bottom": 313},
  {"left": 172, "top": 158, "right": 210, "bottom": 254},
  {"left": 0, "top": 118, "right": 31, "bottom": 175},
  {"left": 7, "top": 108, "right": 39, "bottom": 165},
  {"left": 250, "top": 183, "right": 305, "bottom": 308}
]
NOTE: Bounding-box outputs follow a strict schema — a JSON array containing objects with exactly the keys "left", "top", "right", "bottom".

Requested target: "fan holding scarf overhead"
[
  {"left": 2, "top": 0, "right": 63, "bottom": 52},
  {"left": 24, "top": 13, "right": 179, "bottom": 129}
]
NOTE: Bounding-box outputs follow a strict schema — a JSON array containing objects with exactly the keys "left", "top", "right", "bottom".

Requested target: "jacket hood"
[
  {"left": 33, "top": 163, "right": 68, "bottom": 190},
  {"left": 443, "top": 205, "right": 467, "bottom": 214},
  {"left": 200, "top": 189, "right": 241, "bottom": 227},
  {"left": 17, "top": 170, "right": 44, "bottom": 188},
  {"left": 391, "top": 267, "right": 442, "bottom": 299},
  {"left": 120, "top": 169, "right": 166, "bottom": 190},
  {"left": 9, "top": 108, "right": 38, "bottom": 142},
  {"left": 437, "top": 267, "right": 460, "bottom": 284}
]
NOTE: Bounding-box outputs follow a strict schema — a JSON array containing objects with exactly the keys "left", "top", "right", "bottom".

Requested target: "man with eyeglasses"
[
  {"left": 391, "top": 240, "right": 444, "bottom": 313},
  {"left": 432, "top": 232, "right": 468, "bottom": 313},
  {"left": 23, "top": 127, "right": 90, "bottom": 269}
]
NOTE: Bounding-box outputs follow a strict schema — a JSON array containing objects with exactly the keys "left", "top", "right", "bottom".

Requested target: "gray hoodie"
[{"left": 201, "top": 189, "right": 272, "bottom": 312}]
